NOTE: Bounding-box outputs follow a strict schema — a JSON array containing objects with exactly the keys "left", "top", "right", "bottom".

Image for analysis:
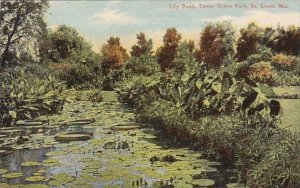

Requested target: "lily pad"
[
  {"left": 109, "top": 125, "right": 140, "bottom": 131},
  {"left": 16, "top": 120, "right": 47, "bottom": 126},
  {"left": 25, "top": 175, "right": 46, "bottom": 182},
  {"left": 226, "top": 183, "right": 246, "bottom": 188},
  {"left": 191, "top": 179, "right": 215, "bottom": 186},
  {"left": 0, "top": 129, "right": 25, "bottom": 135},
  {"left": 55, "top": 132, "right": 93, "bottom": 142},
  {"left": 49, "top": 173, "right": 75, "bottom": 186},
  {"left": 103, "top": 141, "right": 115, "bottom": 149},
  {"left": 43, "top": 158, "right": 60, "bottom": 167},
  {"left": 2, "top": 172, "right": 23, "bottom": 178},
  {"left": 21, "top": 161, "right": 41, "bottom": 167},
  {"left": 66, "top": 119, "right": 95, "bottom": 126}
]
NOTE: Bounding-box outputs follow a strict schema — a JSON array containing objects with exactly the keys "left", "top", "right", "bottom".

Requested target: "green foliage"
[
  {"left": 0, "top": 69, "right": 70, "bottom": 126},
  {"left": 50, "top": 61, "right": 104, "bottom": 89},
  {"left": 42, "top": 25, "right": 95, "bottom": 63},
  {"left": 116, "top": 75, "right": 160, "bottom": 107},
  {"left": 124, "top": 55, "right": 160, "bottom": 77},
  {"left": 173, "top": 41, "right": 197, "bottom": 74},
  {"left": 272, "top": 70, "right": 300, "bottom": 86}
]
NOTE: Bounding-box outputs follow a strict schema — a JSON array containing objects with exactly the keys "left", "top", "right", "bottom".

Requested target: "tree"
[
  {"left": 273, "top": 25, "right": 300, "bottom": 56},
  {"left": 101, "top": 37, "right": 129, "bottom": 74},
  {"left": 130, "top": 32, "right": 153, "bottom": 58},
  {"left": 198, "top": 21, "right": 235, "bottom": 67},
  {"left": 173, "top": 40, "right": 197, "bottom": 74},
  {"left": 156, "top": 27, "right": 182, "bottom": 71},
  {"left": 0, "top": 0, "right": 48, "bottom": 68},
  {"left": 236, "top": 23, "right": 263, "bottom": 62},
  {"left": 43, "top": 25, "right": 93, "bottom": 62}
]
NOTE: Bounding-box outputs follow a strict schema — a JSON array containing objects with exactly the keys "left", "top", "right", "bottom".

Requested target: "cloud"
[
  {"left": 88, "top": 10, "right": 142, "bottom": 25},
  {"left": 198, "top": 10, "right": 300, "bottom": 28}
]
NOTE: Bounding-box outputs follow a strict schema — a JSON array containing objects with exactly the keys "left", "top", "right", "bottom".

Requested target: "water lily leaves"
[
  {"left": 43, "top": 158, "right": 60, "bottom": 167},
  {"left": 79, "top": 158, "right": 94, "bottom": 162},
  {"left": 76, "top": 174, "right": 97, "bottom": 183},
  {"left": 173, "top": 181, "right": 193, "bottom": 188},
  {"left": 25, "top": 175, "right": 46, "bottom": 182},
  {"left": 21, "top": 161, "right": 41, "bottom": 167},
  {"left": 49, "top": 173, "right": 75, "bottom": 186},
  {"left": 0, "top": 168, "right": 8, "bottom": 174},
  {"left": 55, "top": 133, "right": 92, "bottom": 142},
  {"left": 66, "top": 119, "right": 95, "bottom": 126},
  {"left": 2, "top": 172, "right": 23, "bottom": 179},
  {"left": 191, "top": 178, "right": 215, "bottom": 186}
]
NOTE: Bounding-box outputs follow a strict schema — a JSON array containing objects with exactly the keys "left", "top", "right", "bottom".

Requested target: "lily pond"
[{"left": 0, "top": 92, "right": 240, "bottom": 188}]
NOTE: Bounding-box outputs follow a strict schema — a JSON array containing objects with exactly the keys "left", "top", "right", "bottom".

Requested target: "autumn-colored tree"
[
  {"left": 156, "top": 27, "right": 182, "bottom": 71},
  {"left": 0, "top": 0, "right": 48, "bottom": 68},
  {"left": 198, "top": 21, "right": 235, "bottom": 67},
  {"left": 130, "top": 32, "right": 153, "bottom": 58},
  {"left": 236, "top": 23, "right": 263, "bottom": 62},
  {"left": 101, "top": 37, "right": 129, "bottom": 74}
]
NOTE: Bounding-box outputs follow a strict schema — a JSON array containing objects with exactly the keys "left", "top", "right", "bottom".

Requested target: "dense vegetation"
[{"left": 0, "top": 1, "right": 300, "bottom": 187}]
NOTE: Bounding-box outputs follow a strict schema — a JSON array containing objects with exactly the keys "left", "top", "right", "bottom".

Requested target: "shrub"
[
  {"left": 271, "top": 54, "right": 299, "bottom": 71},
  {"left": 248, "top": 61, "right": 276, "bottom": 85},
  {"left": 116, "top": 75, "right": 160, "bottom": 108},
  {"left": 273, "top": 70, "right": 300, "bottom": 86},
  {"left": 0, "top": 69, "right": 70, "bottom": 126},
  {"left": 49, "top": 62, "right": 104, "bottom": 89}
]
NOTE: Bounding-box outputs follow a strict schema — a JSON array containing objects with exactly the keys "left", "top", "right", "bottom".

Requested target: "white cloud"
[
  {"left": 88, "top": 10, "right": 142, "bottom": 25},
  {"left": 198, "top": 10, "right": 300, "bottom": 28}
]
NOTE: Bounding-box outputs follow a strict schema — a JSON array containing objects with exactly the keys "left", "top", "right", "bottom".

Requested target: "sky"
[{"left": 46, "top": 0, "right": 300, "bottom": 52}]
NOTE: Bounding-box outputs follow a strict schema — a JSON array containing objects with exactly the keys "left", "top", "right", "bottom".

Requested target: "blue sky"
[{"left": 46, "top": 0, "right": 300, "bottom": 51}]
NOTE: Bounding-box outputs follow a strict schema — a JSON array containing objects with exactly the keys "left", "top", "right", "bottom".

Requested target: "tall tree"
[
  {"left": 44, "top": 25, "right": 92, "bottom": 62},
  {"left": 173, "top": 40, "right": 197, "bottom": 74},
  {"left": 273, "top": 25, "right": 300, "bottom": 56},
  {"left": 156, "top": 27, "right": 182, "bottom": 71},
  {"left": 101, "top": 37, "right": 129, "bottom": 74},
  {"left": 236, "top": 23, "right": 263, "bottom": 62},
  {"left": 130, "top": 32, "right": 153, "bottom": 58},
  {"left": 0, "top": 0, "right": 48, "bottom": 68},
  {"left": 198, "top": 21, "right": 235, "bottom": 67}
]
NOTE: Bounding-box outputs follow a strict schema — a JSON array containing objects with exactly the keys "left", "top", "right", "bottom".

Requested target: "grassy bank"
[{"left": 116, "top": 73, "right": 300, "bottom": 188}]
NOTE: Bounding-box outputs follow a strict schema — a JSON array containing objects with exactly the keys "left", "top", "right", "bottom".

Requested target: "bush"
[
  {"left": 116, "top": 75, "right": 160, "bottom": 108},
  {"left": 248, "top": 61, "right": 276, "bottom": 85},
  {"left": 273, "top": 70, "right": 300, "bottom": 86},
  {"left": 271, "top": 54, "right": 299, "bottom": 71},
  {"left": 49, "top": 62, "right": 104, "bottom": 89},
  {"left": 0, "top": 68, "right": 70, "bottom": 126}
]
